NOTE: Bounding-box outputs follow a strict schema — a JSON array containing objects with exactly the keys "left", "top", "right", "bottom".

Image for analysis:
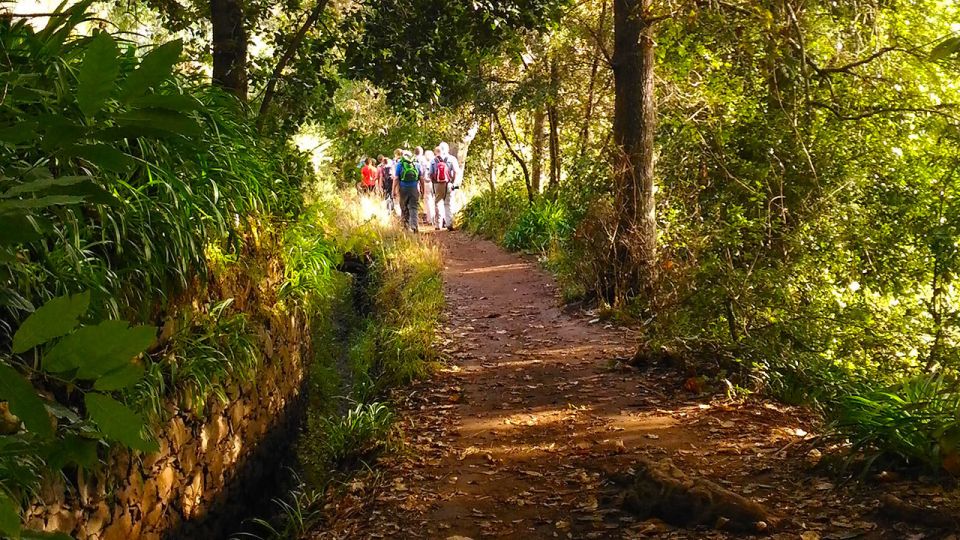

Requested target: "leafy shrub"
[
  {"left": 835, "top": 374, "right": 960, "bottom": 474},
  {"left": 0, "top": 293, "right": 158, "bottom": 539},
  {"left": 460, "top": 186, "right": 526, "bottom": 241},
  {"left": 0, "top": 5, "right": 316, "bottom": 534},
  {"left": 503, "top": 197, "right": 574, "bottom": 253},
  {"left": 0, "top": 6, "right": 309, "bottom": 336},
  {"left": 299, "top": 400, "right": 395, "bottom": 483}
]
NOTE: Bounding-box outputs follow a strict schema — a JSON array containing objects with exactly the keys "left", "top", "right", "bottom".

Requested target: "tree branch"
[
  {"left": 811, "top": 100, "right": 959, "bottom": 121},
  {"left": 256, "top": 0, "right": 330, "bottom": 128},
  {"left": 494, "top": 111, "right": 534, "bottom": 203},
  {"left": 809, "top": 46, "right": 903, "bottom": 76}
]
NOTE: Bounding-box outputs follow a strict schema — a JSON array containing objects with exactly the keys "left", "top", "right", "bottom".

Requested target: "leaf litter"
[{"left": 310, "top": 233, "right": 960, "bottom": 540}]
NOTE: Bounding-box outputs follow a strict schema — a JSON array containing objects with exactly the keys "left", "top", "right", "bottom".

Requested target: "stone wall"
[{"left": 24, "top": 233, "right": 315, "bottom": 540}]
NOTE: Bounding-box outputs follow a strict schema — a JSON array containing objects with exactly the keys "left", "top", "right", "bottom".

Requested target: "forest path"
[{"left": 316, "top": 232, "right": 937, "bottom": 540}]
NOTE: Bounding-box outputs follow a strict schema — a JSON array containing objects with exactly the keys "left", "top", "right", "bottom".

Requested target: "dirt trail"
[{"left": 318, "top": 232, "right": 953, "bottom": 540}]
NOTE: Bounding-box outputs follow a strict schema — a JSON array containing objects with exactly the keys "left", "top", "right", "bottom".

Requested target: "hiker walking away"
[
  {"left": 417, "top": 146, "right": 435, "bottom": 226},
  {"left": 359, "top": 157, "right": 378, "bottom": 194},
  {"left": 378, "top": 154, "right": 395, "bottom": 212},
  {"left": 395, "top": 150, "right": 422, "bottom": 232},
  {"left": 431, "top": 142, "right": 460, "bottom": 230}
]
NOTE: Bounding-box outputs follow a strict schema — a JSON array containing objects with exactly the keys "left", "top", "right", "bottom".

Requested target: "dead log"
[
  {"left": 879, "top": 494, "right": 958, "bottom": 529},
  {"left": 622, "top": 457, "right": 778, "bottom": 533}
]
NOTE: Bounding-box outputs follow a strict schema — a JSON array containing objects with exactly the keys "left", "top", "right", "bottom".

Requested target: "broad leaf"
[
  {"left": 77, "top": 33, "right": 119, "bottom": 117},
  {"left": 0, "top": 364, "right": 52, "bottom": 438},
  {"left": 43, "top": 320, "right": 155, "bottom": 379},
  {"left": 116, "top": 108, "right": 201, "bottom": 137},
  {"left": 39, "top": 115, "right": 86, "bottom": 150},
  {"left": 46, "top": 435, "right": 99, "bottom": 470},
  {"left": 0, "top": 122, "right": 38, "bottom": 144},
  {"left": 0, "top": 196, "right": 86, "bottom": 212},
  {"left": 2, "top": 176, "right": 92, "bottom": 198},
  {"left": 21, "top": 530, "right": 74, "bottom": 540},
  {"left": 84, "top": 393, "right": 157, "bottom": 452},
  {"left": 12, "top": 291, "right": 90, "bottom": 353},
  {"left": 931, "top": 36, "right": 960, "bottom": 61},
  {"left": 0, "top": 215, "right": 41, "bottom": 245},
  {"left": 93, "top": 363, "right": 145, "bottom": 391},
  {"left": 121, "top": 40, "right": 183, "bottom": 99},
  {"left": 128, "top": 93, "right": 200, "bottom": 112},
  {"left": 0, "top": 491, "right": 19, "bottom": 539},
  {"left": 69, "top": 143, "right": 134, "bottom": 173}
]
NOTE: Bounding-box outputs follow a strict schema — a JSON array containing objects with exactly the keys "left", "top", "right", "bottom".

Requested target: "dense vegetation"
[
  {"left": 0, "top": 5, "right": 442, "bottom": 537},
  {"left": 456, "top": 0, "right": 960, "bottom": 474},
  {"left": 4, "top": 0, "right": 960, "bottom": 536}
]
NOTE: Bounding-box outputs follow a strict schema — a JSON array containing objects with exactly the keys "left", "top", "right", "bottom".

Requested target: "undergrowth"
[
  {"left": 237, "top": 190, "right": 443, "bottom": 538},
  {"left": 460, "top": 178, "right": 960, "bottom": 478}
]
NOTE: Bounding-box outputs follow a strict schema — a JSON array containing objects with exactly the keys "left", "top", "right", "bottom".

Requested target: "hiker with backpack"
[
  {"left": 431, "top": 142, "right": 459, "bottom": 230},
  {"left": 378, "top": 154, "right": 395, "bottom": 212},
  {"left": 417, "top": 147, "right": 435, "bottom": 226},
  {"left": 394, "top": 150, "right": 423, "bottom": 232},
  {"left": 359, "top": 157, "right": 378, "bottom": 194}
]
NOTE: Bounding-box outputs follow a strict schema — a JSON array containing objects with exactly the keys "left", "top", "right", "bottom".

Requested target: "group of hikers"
[{"left": 357, "top": 142, "right": 461, "bottom": 233}]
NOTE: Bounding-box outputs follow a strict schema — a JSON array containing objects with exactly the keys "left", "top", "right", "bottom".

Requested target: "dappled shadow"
[{"left": 320, "top": 232, "right": 951, "bottom": 540}]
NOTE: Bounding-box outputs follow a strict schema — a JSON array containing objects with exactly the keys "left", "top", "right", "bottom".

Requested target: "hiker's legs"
[
  {"left": 423, "top": 181, "right": 435, "bottom": 225},
  {"left": 399, "top": 184, "right": 419, "bottom": 232},
  {"left": 434, "top": 183, "right": 449, "bottom": 228},
  {"left": 384, "top": 182, "right": 394, "bottom": 212},
  {"left": 442, "top": 187, "right": 454, "bottom": 229}
]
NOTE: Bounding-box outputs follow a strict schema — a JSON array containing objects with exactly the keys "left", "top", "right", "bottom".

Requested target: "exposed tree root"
[
  {"left": 622, "top": 457, "right": 779, "bottom": 533},
  {"left": 879, "top": 494, "right": 958, "bottom": 529}
]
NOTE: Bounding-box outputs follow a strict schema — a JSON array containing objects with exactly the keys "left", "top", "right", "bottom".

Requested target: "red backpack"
[{"left": 434, "top": 157, "right": 452, "bottom": 183}]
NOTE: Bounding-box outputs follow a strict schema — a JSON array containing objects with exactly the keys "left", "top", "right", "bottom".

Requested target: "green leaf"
[
  {"left": 0, "top": 364, "right": 52, "bottom": 438},
  {"left": 43, "top": 320, "right": 155, "bottom": 379},
  {"left": 0, "top": 491, "right": 20, "bottom": 539},
  {"left": 121, "top": 40, "right": 183, "bottom": 99},
  {"left": 0, "top": 215, "right": 42, "bottom": 245},
  {"left": 46, "top": 435, "right": 99, "bottom": 470},
  {"left": 0, "top": 196, "right": 86, "bottom": 213},
  {"left": 77, "top": 32, "right": 119, "bottom": 117},
  {"left": 13, "top": 291, "right": 89, "bottom": 353},
  {"left": 0, "top": 384, "right": 37, "bottom": 428},
  {"left": 69, "top": 143, "right": 134, "bottom": 173},
  {"left": 2, "top": 176, "right": 93, "bottom": 198},
  {"left": 84, "top": 393, "right": 157, "bottom": 452},
  {"left": 39, "top": 116, "right": 86, "bottom": 151},
  {"left": 128, "top": 93, "right": 200, "bottom": 112},
  {"left": 931, "top": 36, "right": 960, "bottom": 61},
  {"left": 93, "top": 363, "right": 145, "bottom": 391},
  {"left": 116, "top": 108, "right": 201, "bottom": 137},
  {"left": 0, "top": 122, "right": 38, "bottom": 145},
  {"left": 21, "top": 530, "right": 74, "bottom": 540}
]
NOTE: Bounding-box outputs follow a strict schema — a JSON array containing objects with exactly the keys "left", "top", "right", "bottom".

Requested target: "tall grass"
[{"left": 289, "top": 191, "right": 444, "bottom": 484}]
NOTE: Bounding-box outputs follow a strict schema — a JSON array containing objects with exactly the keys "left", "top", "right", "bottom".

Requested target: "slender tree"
[
  {"left": 547, "top": 53, "right": 561, "bottom": 193},
  {"left": 531, "top": 107, "right": 545, "bottom": 193}
]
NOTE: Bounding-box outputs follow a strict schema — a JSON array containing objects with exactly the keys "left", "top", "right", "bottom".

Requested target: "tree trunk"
[
  {"left": 612, "top": 0, "right": 656, "bottom": 302},
  {"left": 257, "top": 0, "right": 329, "bottom": 127},
  {"left": 449, "top": 120, "right": 480, "bottom": 180},
  {"left": 579, "top": 0, "right": 608, "bottom": 160},
  {"left": 211, "top": 0, "right": 248, "bottom": 101},
  {"left": 547, "top": 55, "right": 561, "bottom": 193},
  {"left": 488, "top": 113, "right": 497, "bottom": 191},
  {"left": 531, "top": 107, "right": 545, "bottom": 194}
]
